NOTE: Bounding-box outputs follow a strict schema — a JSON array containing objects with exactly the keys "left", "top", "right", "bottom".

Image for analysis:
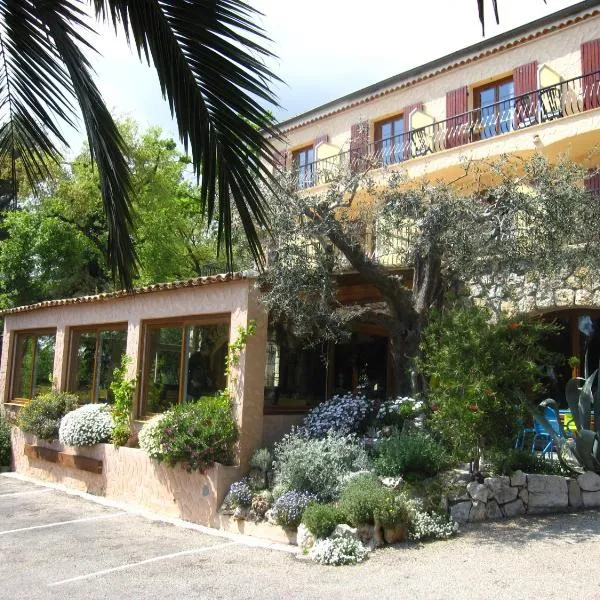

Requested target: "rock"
[
  {"left": 510, "top": 470, "right": 527, "bottom": 487},
  {"left": 577, "top": 472, "right": 600, "bottom": 492},
  {"left": 527, "top": 475, "right": 568, "bottom": 512},
  {"left": 518, "top": 489, "right": 529, "bottom": 505},
  {"left": 469, "top": 501, "right": 487, "bottom": 522},
  {"left": 296, "top": 524, "right": 315, "bottom": 554},
  {"left": 568, "top": 479, "right": 583, "bottom": 509},
  {"left": 232, "top": 506, "right": 249, "bottom": 521},
  {"left": 581, "top": 491, "right": 600, "bottom": 508},
  {"left": 356, "top": 524, "right": 375, "bottom": 545},
  {"left": 373, "top": 525, "right": 385, "bottom": 548},
  {"left": 502, "top": 498, "right": 526, "bottom": 518},
  {"left": 555, "top": 288, "right": 575, "bottom": 306},
  {"left": 379, "top": 476, "right": 404, "bottom": 490},
  {"left": 485, "top": 500, "right": 503, "bottom": 520},
  {"left": 485, "top": 477, "right": 518, "bottom": 505},
  {"left": 575, "top": 289, "right": 593, "bottom": 306},
  {"left": 332, "top": 524, "right": 359, "bottom": 541},
  {"left": 265, "top": 509, "right": 277, "bottom": 525},
  {"left": 383, "top": 525, "right": 408, "bottom": 544},
  {"left": 450, "top": 501, "right": 472, "bottom": 524},
  {"left": 467, "top": 482, "right": 489, "bottom": 503}
]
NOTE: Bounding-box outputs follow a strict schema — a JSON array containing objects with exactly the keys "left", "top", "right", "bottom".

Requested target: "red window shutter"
[
  {"left": 446, "top": 86, "right": 469, "bottom": 148},
  {"left": 585, "top": 169, "right": 600, "bottom": 195},
  {"left": 513, "top": 62, "right": 538, "bottom": 128},
  {"left": 582, "top": 39, "right": 600, "bottom": 110},
  {"left": 350, "top": 121, "right": 369, "bottom": 173}
]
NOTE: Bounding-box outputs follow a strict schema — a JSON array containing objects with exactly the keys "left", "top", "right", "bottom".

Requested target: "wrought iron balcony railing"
[{"left": 289, "top": 70, "right": 600, "bottom": 190}]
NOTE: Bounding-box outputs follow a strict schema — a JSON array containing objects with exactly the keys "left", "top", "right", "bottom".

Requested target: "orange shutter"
[
  {"left": 446, "top": 86, "right": 469, "bottom": 148},
  {"left": 582, "top": 39, "right": 600, "bottom": 110}
]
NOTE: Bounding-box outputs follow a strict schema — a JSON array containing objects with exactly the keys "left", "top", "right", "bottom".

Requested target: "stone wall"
[{"left": 449, "top": 470, "right": 600, "bottom": 524}]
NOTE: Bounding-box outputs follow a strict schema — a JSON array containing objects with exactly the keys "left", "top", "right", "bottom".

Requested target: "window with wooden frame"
[
  {"left": 10, "top": 330, "right": 56, "bottom": 403},
  {"left": 139, "top": 316, "right": 230, "bottom": 416},
  {"left": 474, "top": 77, "right": 515, "bottom": 139},
  {"left": 374, "top": 115, "right": 405, "bottom": 165},
  {"left": 293, "top": 145, "right": 315, "bottom": 189},
  {"left": 67, "top": 325, "right": 127, "bottom": 404}
]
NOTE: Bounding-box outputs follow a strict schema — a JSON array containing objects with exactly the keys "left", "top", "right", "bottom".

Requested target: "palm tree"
[
  {"left": 477, "top": 0, "right": 547, "bottom": 34},
  {"left": 0, "top": 1, "right": 279, "bottom": 288}
]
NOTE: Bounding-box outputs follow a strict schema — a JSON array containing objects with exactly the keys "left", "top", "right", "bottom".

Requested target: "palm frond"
[
  {"left": 94, "top": 0, "right": 281, "bottom": 270},
  {"left": 477, "top": 0, "right": 546, "bottom": 35}
]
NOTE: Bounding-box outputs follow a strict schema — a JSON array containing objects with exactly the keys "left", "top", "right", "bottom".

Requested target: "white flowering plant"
[
  {"left": 138, "top": 414, "right": 166, "bottom": 459},
  {"left": 302, "top": 393, "right": 372, "bottom": 438},
  {"left": 59, "top": 404, "right": 113, "bottom": 446},
  {"left": 376, "top": 396, "right": 424, "bottom": 429},
  {"left": 311, "top": 536, "right": 368, "bottom": 566},
  {"left": 406, "top": 497, "right": 458, "bottom": 541}
]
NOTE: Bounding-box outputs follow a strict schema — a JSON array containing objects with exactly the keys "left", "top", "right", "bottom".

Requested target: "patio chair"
[
  {"left": 514, "top": 417, "right": 535, "bottom": 450},
  {"left": 531, "top": 405, "right": 563, "bottom": 458}
]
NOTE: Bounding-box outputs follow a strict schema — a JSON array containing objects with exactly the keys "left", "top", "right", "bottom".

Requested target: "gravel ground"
[{"left": 2, "top": 475, "right": 600, "bottom": 599}]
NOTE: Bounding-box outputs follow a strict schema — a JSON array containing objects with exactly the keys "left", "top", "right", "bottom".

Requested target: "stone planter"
[{"left": 383, "top": 523, "right": 408, "bottom": 544}]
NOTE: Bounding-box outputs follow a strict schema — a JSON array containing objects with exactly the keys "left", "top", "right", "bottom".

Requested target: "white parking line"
[
  {"left": 48, "top": 541, "right": 236, "bottom": 587},
  {"left": 0, "top": 489, "right": 52, "bottom": 498},
  {"left": 0, "top": 512, "right": 127, "bottom": 536}
]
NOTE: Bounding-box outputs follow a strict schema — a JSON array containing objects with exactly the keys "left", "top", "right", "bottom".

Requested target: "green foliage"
[
  {"left": 18, "top": 391, "right": 79, "bottom": 441},
  {"left": 109, "top": 356, "right": 136, "bottom": 447},
  {"left": 148, "top": 392, "right": 238, "bottom": 471},
  {"left": 487, "top": 449, "right": 569, "bottom": 476},
  {"left": 0, "top": 413, "right": 11, "bottom": 467},
  {"left": 373, "top": 493, "right": 410, "bottom": 529},
  {"left": 301, "top": 503, "right": 346, "bottom": 538},
  {"left": 273, "top": 432, "right": 371, "bottom": 501},
  {"left": 374, "top": 432, "right": 450, "bottom": 480},
  {"left": 338, "top": 475, "right": 388, "bottom": 526},
  {"left": 249, "top": 447, "right": 273, "bottom": 490},
  {"left": 225, "top": 321, "right": 256, "bottom": 379},
  {"left": 420, "top": 304, "right": 560, "bottom": 463}
]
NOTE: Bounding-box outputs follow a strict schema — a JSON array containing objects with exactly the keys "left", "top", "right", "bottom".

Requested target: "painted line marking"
[
  {"left": 0, "top": 488, "right": 52, "bottom": 498},
  {"left": 48, "top": 542, "right": 237, "bottom": 587},
  {"left": 0, "top": 512, "right": 127, "bottom": 536}
]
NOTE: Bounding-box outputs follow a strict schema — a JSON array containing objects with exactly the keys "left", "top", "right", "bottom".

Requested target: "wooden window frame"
[
  {"left": 138, "top": 314, "right": 230, "bottom": 418},
  {"left": 374, "top": 114, "right": 405, "bottom": 164},
  {"left": 473, "top": 76, "right": 515, "bottom": 138},
  {"left": 292, "top": 145, "right": 316, "bottom": 188},
  {"left": 66, "top": 323, "right": 128, "bottom": 404},
  {"left": 9, "top": 328, "right": 57, "bottom": 404}
]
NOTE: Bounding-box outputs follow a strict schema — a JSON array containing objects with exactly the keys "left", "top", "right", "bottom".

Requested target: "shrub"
[
  {"left": 487, "top": 449, "right": 569, "bottom": 476},
  {"left": 59, "top": 404, "right": 113, "bottom": 446},
  {"left": 311, "top": 536, "right": 368, "bottom": 566},
  {"left": 374, "top": 432, "right": 450, "bottom": 480},
  {"left": 273, "top": 431, "right": 371, "bottom": 501},
  {"left": 302, "top": 393, "right": 371, "bottom": 438},
  {"left": 138, "top": 414, "right": 165, "bottom": 459},
  {"left": 223, "top": 479, "right": 253, "bottom": 509},
  {"left": 405, "top": 497, "right": 458, "bottom": 541},
  {"left": 376, "top": 397, "right": 424, "bottom": 429},
  {"left": 0, "top": 413, "right": 11, "bottom": 467},
  {"left": 271, "top": 490, "right": 316, "bottom": 529},
  {"left": 251, "top": 490, "right": 273, "bottom": 520},
  {"left": 338, "top": 475, "right": 388, "bottom": 526},
  {"left": 301, "top": 503, "right": 346, "bottom": 538},
  {"left": 373, "top": 493, "right": 410, "bottom": 529},
  {"left": 248, "top": 447, "right": 273, "bottom": 489},
  {"left": 149, "top": 393, "right": 238, "bottom": 471},
  {"left": 109, "top": 356, "right": 136, "bottom": 447},
  {"left": 18, "top": 391, "right": 79, "bottom": 441}
]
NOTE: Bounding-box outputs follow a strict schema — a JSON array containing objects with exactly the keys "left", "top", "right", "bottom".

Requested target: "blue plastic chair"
[
  {"left": 531, "top": 406, "right": 563, "bottom": 458},
  {"left": 514, "top": 417, "right": 535, "bottom": 450}
]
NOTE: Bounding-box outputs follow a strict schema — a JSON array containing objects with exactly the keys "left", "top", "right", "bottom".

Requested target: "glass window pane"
[
  {"left": 499, "top": 81, "right": 514, "bottom": 101},
  {"left": 73, "top": 332, "right": 97, "bottom": 403},
  {"left": 34, "top": 335, "right": 55, "bottom": 398},
  {"left": 306, "top": 148, "right": 314, "bottom": 163},
  {"left": 479, "top": 87, "right": 496, "bottom": 107},
  {"left": 144, "top": 327, "right": 183, "bottom": 414},
  {"left": 183, "top": 323, "right": 229, "bottom": 401},
  {"left": 12, "top": 334, "right": 35, "bottom": 399},
  {"left": 96, "top": 330, "right": 128, "bottom": 403},
  {"left": 380, "top": 122, "right": 392, "bottom": 140}
]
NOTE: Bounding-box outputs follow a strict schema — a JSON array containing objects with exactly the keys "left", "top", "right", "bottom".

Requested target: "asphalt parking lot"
[{"left": 3, "top": 474, "right": 600, "bottom": 600}]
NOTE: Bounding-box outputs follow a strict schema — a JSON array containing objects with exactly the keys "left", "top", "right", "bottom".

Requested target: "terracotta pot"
[{"left": 383, "top": 524, "right": 408, "bottom": 544}]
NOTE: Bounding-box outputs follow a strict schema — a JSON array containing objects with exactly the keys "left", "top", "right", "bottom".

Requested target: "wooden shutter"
[
  {"left": 403, "top": 102, "right": 424, "bottom": 159},
  {"left": 582, "top": 39, "right": 600, "bottom": 110},
  {"left": 585, "top": 169, "right": 600, "bottom": 196},
  {"left": 445, "top": 86, "right": 469, "bottom": 148},
  {"left": 350, "top": 121, "right": 369, "bottom": 173},
  {"left": 513, "top": 62, "right": 538, "bottom": 128}
]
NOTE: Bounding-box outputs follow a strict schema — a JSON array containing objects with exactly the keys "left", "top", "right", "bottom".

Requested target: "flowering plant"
[
  {"left": 271, "top": 490, "right": 317, "bottom": 529},
  {"left": 59, "top": 404, "right": 113, "bottom": 446},
  {"left": 223, "top": 479, "right": 253, "bottom": 509},
  {"left": 376, "top": 396, "right": 424, "bottom": 428},
  {"left": 311, "top": 536, "right": 368, "bottom": 566},
  {"left": 302, "top": 393, "right": 371, "bottom": 438},
  {"left": 138, "top": 414, "right": 166, "bottom": 459},
  {"left": 405, "top": 497, "right": 458, "bottom": 541}
]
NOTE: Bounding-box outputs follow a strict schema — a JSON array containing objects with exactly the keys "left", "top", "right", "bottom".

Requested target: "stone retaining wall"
[{"left": 449, "top": 470, "right": 600, "bottom": 523}]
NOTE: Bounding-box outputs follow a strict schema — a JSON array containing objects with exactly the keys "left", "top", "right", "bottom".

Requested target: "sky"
[{"left": 66, "top": 0, "right": 584, "bottom": 153}]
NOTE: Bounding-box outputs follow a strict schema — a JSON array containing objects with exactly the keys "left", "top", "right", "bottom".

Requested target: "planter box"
[{"left": 12, "top": 428, "right": 241, "bottom": 528}]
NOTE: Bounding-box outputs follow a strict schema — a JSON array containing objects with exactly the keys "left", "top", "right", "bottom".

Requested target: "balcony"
[{"left": 288, "top": 71, "right": 600, "bottom": 191}]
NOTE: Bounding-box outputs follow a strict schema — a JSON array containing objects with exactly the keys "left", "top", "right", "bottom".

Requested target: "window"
[
  {"left": 10, "top": 330, "right": 56, "bottom": 402},
  {"left": 474, "top": 78, "right": 515, "bottom": 139},
  {"left": 68, "top": 326, "right": 127, "bottom": 403},
  {"left": 375, "top": 116, "right": 405, "bottom": 165},
  {"left": 293, "top": 146, "right": 315, "bottom": 189},
  {"left": 140, "top": 318, "right": 229, "bottom": 416}
]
